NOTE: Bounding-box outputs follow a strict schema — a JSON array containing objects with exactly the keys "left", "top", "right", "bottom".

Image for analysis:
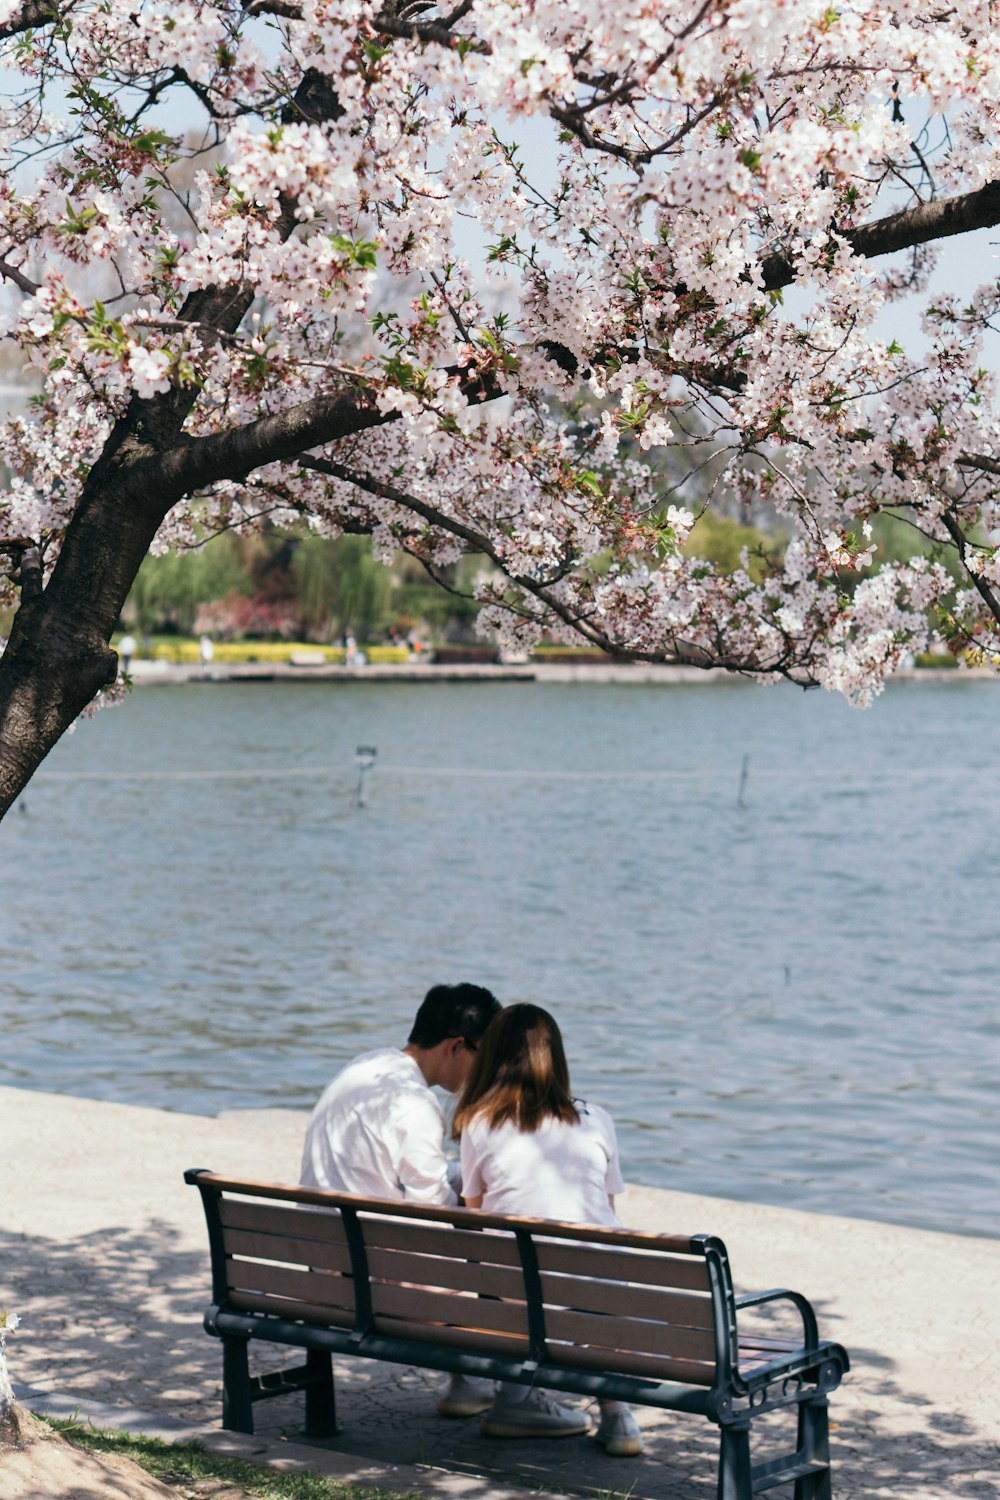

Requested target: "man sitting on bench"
[{"left": 300, "top": 981, "right": 501, "bottom": 1418}]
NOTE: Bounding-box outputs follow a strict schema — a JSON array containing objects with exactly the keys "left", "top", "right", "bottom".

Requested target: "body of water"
[{"left": 2, "top": 676, "right": 998, "bottom": 1237}]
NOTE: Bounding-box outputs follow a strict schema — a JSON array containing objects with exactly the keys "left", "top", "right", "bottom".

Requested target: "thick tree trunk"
[
  {"left": 0, "top": 451, "right": 172, "bottom": 815},
  {"left": 0, "top": 614, "right": 117, "bottom": 814}
]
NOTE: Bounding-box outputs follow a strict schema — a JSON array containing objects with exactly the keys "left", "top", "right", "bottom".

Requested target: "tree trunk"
[{"left": 0, "top": 452, "right": 173, "bottom": 816}]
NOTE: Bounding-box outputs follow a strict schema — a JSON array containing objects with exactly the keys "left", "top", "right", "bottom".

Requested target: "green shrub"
[{"left": 914, "top": 651, "right": 958, "bottom": 669}]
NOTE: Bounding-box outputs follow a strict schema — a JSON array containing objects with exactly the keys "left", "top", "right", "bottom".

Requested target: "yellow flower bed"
[
  {"left": 365, "top": 645, "right": 411, "bottom": 663},
  {"left": 141, "top": 639, "right": 411, "bottom": 665},
  {"left": 148, "top": 640, "right": 343, "bottom": 664}
]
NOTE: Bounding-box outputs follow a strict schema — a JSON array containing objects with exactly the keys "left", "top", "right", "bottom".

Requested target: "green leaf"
[
  {"left": 330, "top": 233, "right": 378, "bottom": 270},
  {"left": 574, "top": 471, "right": 604, "bottom": 498},
  {"left": 619, "top": 400, "right": 651, "bottom": 429},
  {"left": 132, "top": 128, "right": 172, "bottom": 156}
]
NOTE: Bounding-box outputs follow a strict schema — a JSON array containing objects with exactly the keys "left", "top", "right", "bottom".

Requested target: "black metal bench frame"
[{"left": 186, "top": 1170, "right": 850, "bottom": 1500}]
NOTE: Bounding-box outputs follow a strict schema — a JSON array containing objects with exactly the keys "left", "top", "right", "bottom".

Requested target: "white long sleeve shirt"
[{"left": 300, "top": 1048, "right": 459, "bottom": 1205}]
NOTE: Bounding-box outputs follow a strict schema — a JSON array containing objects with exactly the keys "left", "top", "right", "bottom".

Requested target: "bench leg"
[
  {"left": 794, "top": 1395, "right": 832, "bottom": 1500},
  {"left": 717, "top": 1420, "right": 753, "bottom": 1500},
  {"left": 304, "top": 1349, "right": 338, "bottom": 1438},
  {"left": 221, "top": 1335, "right": 255, "bottom": 1434}
]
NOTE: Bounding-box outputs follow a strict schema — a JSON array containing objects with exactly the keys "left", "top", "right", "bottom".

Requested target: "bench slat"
[
  {"left": 532, "top": 1240, "right": 711, "bottom": 1292},
  {"left": 539, "top": 1271, "right": 712, "bottom": 1328},
  {"left": 228, "top": 1289, "right": 356, "bottom": 1327},
  {"left": 358, "top": 1218, "right": 523, "bottom": 1266},
  {"left": 227, "top": 1260, "right": 355, "bottom": 1312},
  {"left": 545, "top": 1306, "right": 716, "bottom": 1363},
  {"left": 223, "top": 1227, "right": 352, "bottom": 1274},
  {"left": 371, "top": 1316, "right": 529, "bottom": 1357},
  {"left": 199, "top": 1176, "right": 703, "bottom": 1254},
  {"left": 549, "top": 1338, "right": 716, "bottom": 1386},
  {"left": 220, "top": 1199, "right": 350, "bottom": 1246},
  {"left": 366, "top": 1247, "right": 526, "bottom": 1299},
  {"left": 369, "top": 1281, "right": 529, "bottom": 1336}
]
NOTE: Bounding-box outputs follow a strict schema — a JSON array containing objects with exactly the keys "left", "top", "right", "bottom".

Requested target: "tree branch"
[
  {"left": 150, "top": 360, "right": 503, "bottom": 499},
  {"left": 0, "top": 0, "right": 57, "bottom": 40},
  {"left": 151, "top": 392, "right": 391, "bottom": 495},
  {"left": 243, "top": 0, "right": 301, "bottom": 13},
  {"left": 0, "top": 259, "right": 41, "bottom": 296},
  {"left": 371, "top": 10, "right": 489, "bottom": 52},
  {"left": 957, "top": 452, "right": 1000, "bottom": 478},
  {"left": 762, "top": 179, "right": 1000, "bottom": 291},
  {"left": 940, "top": 509, "right": 1000, "bottom": 631}
]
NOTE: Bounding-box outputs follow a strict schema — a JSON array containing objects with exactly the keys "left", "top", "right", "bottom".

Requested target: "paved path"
[{"left": 2, "top": 1086, "right": 997, "bottom": 1499}]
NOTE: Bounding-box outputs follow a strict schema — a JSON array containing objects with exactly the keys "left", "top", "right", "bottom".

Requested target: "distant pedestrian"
[{"left": 118, "top": 634, "right": 137, "bottom": 675}]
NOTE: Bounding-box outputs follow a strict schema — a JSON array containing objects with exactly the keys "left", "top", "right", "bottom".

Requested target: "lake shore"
[
  {"left": 124, "top": 658, "right": 995, "bottom": 686},
  {"left": 2, "top": 1083, "right": 996, "bottom": 1499}
]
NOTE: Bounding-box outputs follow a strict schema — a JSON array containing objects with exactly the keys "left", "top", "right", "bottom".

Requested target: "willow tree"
[{"left": 2, "top": 0, "right": 1000, "bottom": 815}]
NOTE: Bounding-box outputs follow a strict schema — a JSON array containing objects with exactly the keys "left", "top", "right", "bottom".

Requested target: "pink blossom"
[{"left": 0, "top": 0, "right": 999, "bottom": 707}]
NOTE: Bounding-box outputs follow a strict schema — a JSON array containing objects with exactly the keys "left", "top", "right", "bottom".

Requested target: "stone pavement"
[{"left": 1, "top": 1085, "right": 997, "bottom": 1499}]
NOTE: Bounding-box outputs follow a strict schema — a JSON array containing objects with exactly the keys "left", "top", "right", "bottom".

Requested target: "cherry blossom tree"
[{"left": 3, "top": 0, "right": 1000, "bottom": 816}]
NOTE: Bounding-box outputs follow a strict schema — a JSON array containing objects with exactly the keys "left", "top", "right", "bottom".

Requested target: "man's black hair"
[{"left": 408, "top": 983, "right": 501, "bottom": 1049}]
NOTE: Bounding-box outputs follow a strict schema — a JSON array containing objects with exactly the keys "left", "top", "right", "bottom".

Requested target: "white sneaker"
[
  {"left": 594, "top": 1407, "right": 643, "bottom": 1456},
  {"left": 481, "top": 1388, "right": 590, "bottom": 1438},
  {"left": 436, "top": 1373, "right": 495, "bottom": 1417}
]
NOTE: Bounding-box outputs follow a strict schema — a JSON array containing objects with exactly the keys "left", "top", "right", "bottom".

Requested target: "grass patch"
[{"left": 43, "top": 1417, "right": 421, "bottom": 1500}]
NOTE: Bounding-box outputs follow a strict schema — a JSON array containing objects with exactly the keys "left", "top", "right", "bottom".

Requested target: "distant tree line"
[
  {"left": 122, "top": 532, "right": 486, "bottom": 644},
  {"left": 117, "top": 508, "right": 947, "bottom": 647}
]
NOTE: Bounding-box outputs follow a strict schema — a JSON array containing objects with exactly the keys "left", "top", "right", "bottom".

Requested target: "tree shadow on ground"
[
  {"left": 4, "top": 1224, "right": 997, "bottom": 1500},
  {"left": 270, "top": 1353, "right": 998, "bottom": 1500},
  {"left": 2, "top": 1219, "right": 233, "bottom": 1423}
]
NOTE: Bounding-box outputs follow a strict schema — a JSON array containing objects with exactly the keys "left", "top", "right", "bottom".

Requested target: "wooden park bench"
[{"left": 186, "top": 1170, "right": 849, "bottom": 1500}]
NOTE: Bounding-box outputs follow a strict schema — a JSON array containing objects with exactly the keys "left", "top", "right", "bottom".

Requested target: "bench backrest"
[{"left": 187, "top": 1172, "right": 731, "bottom": 1389}]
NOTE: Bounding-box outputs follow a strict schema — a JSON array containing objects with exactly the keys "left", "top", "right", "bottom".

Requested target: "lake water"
[{"left": 2, "top": 676, "right": 998, "bottom": 1238}]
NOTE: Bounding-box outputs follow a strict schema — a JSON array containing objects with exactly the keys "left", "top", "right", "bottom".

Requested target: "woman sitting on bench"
[{"left": 453, "top": 1003, "right": 642, "bottom": 1457}]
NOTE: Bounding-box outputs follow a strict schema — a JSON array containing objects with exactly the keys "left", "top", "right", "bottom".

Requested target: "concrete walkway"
[{"left": 1, "top": 1085, "right": 997, "bottom": 1499}]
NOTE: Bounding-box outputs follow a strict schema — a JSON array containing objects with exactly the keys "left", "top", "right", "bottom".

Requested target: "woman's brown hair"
[{"left": 453, "top": 1003, "right": 580, "bottom": 1136}]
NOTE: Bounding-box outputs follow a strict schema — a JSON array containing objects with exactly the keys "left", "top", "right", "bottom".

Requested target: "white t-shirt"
[
  {"left": 300, "top": 1047, "right": 459, "bottom": 1205},
  {"left": 459, "top": 1100, "right": 625, "bottom": 1227}
]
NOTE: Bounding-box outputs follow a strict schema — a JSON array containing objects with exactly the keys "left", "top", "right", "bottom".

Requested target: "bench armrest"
[{"left": 735, "top": 1288, "right": 819, "bottom": 1350}]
